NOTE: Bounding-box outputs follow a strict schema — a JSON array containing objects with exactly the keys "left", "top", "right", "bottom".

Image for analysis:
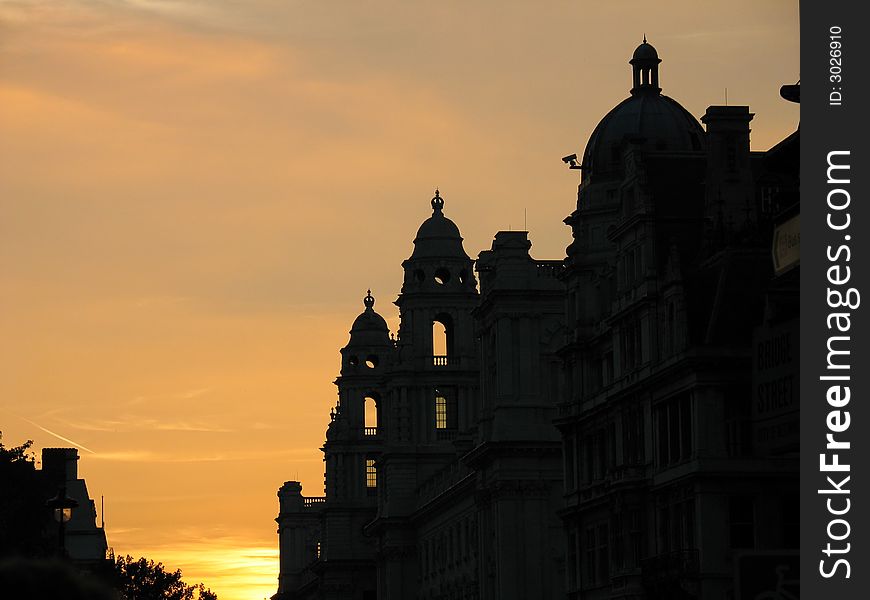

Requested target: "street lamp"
[{"left": 46, "top": 485, "right": 78, "bottom": 557}]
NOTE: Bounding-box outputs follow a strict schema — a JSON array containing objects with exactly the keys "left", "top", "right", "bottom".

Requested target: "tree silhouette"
[
  {"left": 113, "top": 555, "right": 217, "bottom": 600},
  {"left": 0, "top": 434, "right": 52, "bottom": 558}
]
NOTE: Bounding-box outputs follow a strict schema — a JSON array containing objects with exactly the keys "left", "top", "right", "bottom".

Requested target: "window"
[
  {"left": 565, "top": 436, "right": 576, "bottom": 491},
  {"left": 595, "top": 523, "right": 610, "bottom": 583},
  {"left": 629, "top": 510, "right": 644, "bottom": 566},
  {"left": 622, "top": 246, "right": 643, "bottom": 287},
  {"left": 435, "top": 395, "right": 448, "bottom": 429},
  {"left": 365, "top": 459, "right": 377, "bottom": 490},
  {"left": 431, "top": 313, "right": 454, "bottom": 362},
  {"left": 585, "top": 527, "right": 597, "bottom": 585},
  {"left": 434, "top": 268, "right": 450, "bottom": 285},
  {"left": 613, "top": 513, "right": 625, "bottom": 571},
  {"left": 364, "top": 396, "right": 378, "bottom": 434},
  {"left": 434, "top": 388, "right": 457, "bottom": 431},
  {"left": 725, "top": 389, "right": 752, "bottom": 457},
  {"left": 433, "top": 321, "right": 448, "bottom": 356},
  {"left": 582, "top": 523, "right": 610, "bottom": 586},
  {"left": 729, "top": 496, "right": 755, "bottom": 548},
  {"left": 623, "top": 406, "right": 644, "bottom": 466},
  {"left": 656, "top": 393, "right": 693, "bottom": 467},
  {"left": 583, "top": 437, "right": 594, "bottom": 483},
  {"left": 621, "top": 320, "right": 642, "bottom": 369},
  {"left": 567, "top": 532, "right": 578, "bottom": 589},
  {"left": 673, "top": 499, "right": 696, "bottom": 551},
  {"left": 659, "top": 506, "right": 671, "bottom": 553}
]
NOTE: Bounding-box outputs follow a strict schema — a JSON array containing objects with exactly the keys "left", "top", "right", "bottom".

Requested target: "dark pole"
[
  {"left": 46, "top": 484, "right": 77, "bottom": 558},
  {"left": 57, "top": 484, "right": 67, "bottom": 558},
  {"left": 58, "top": 510, "right": 66, "bottom": 557}
]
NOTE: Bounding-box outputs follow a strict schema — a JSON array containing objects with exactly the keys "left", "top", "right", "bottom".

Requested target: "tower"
[
  {"left": 368, "top": 189, "right": 481, "bottom": 599},
  {"left": 319, "top": 291, "right": 393, "bottom": 599}
]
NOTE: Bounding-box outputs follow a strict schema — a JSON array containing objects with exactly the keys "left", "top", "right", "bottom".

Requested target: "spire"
[
  {"left": 431, "top": 188, "right": 444, "bottom": 214},
  {"left": 643, "top": 32, "right": 647, "bottom": 44},
  {"left": 363, "top": 289, "right": 375, "bottom": 310}
]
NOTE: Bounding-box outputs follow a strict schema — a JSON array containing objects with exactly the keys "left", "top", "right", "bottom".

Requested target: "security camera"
[{"left": 562, "top": 153, "right": 577, "bottom": 164}]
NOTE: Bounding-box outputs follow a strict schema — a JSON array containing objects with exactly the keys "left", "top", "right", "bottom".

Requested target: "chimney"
[{"left": 42, "top": 448, "right": 79, "bottom": 487}]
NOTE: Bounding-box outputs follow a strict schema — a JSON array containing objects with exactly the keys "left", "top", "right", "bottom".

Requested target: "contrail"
[{"left": 18, "top": 416, "right": 96, "bottom": 454}]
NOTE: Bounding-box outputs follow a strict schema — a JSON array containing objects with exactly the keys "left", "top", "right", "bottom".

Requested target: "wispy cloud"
[
  {"left": 62, "top": 412, "right": 230, "bottom": 433},
  {"left": 90, "top": 447, "right": 313, "bottom": 463},
  {"left": 129, "top": 387, "right": 211, "bottom": 405},
  {"left": 17, "top": 415, "right": 96, "bottom": 454}
]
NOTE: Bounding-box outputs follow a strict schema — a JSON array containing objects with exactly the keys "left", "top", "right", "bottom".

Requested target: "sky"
[{"left": 0, "top": 1, "right": 798, "bottom": 599}]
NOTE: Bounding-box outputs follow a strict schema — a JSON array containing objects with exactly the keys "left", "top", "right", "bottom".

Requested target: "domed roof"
[
  {"left": 347, "top": 290, "right": 390, "bottom": 347},
  {"left": 581, "top": 40, "right": 704, "bottom": 179},
  {"left": 631, "top": 38, "right": 660, "bottom": 62},
  {"left": 410, "top": 190, "right": 470, "bottom": 260}
]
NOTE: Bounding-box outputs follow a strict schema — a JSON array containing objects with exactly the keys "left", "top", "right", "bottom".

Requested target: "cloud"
[
  {"left": 89, "top": 447, "right": 314, "bottom": 463},
  {"left": 129, "top": 387, "right": 212, "bottom": 405},
  {"left": 1, "top": 410, "right": 97, "bottom": 454}
]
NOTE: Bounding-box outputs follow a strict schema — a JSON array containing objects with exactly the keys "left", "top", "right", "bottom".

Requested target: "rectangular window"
[
  {"left": 585, "top": 527, "right": 597, "bottom": 585},
  {"left": 596, "top": 523, "right": 609, "bottom": 583},
  {"left": 604, "top": 351, "right": 614, "bottom": 385},
  {"left": 629, "top": 510, "right": 644, "bottom": 566},
  {"left": 434, "top": 389, "right": 458, "bottom": 432},
  {"left": 656, "top": 393, "right": 693, "bottom": 467},
  {"left": 729, "top": 496, "right": 755, "bottom": 549},
  {"left": 365, "top": 458, "right": 377, "bottom": 489},
  {"left": 659, "top": 506, "right": 671, "bottom": 553},
  {"left": 621, "top": 320, "right": 643, "bottom": 369},
  {"left": 435, "top": 395, "right": 448, "bottom": 429},
  {"left": 623, "top": 406, "right": 644, "bottom": 465},
  {"left": 567, "top": 531, "right": 578, "bottom": 589},
  {"left": 565, "top": 435, "right": 576, "bottom": 491},
  {"left": 613, "top": 513, "right": 625, "bottom": 571}
]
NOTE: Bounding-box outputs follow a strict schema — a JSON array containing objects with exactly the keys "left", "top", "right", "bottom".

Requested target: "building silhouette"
[
  {"left": 41, "top": 448, "right": 110, "bottom": 566},
  {"left": 273, "top": 40, "right": 799, "bottom": 600}
]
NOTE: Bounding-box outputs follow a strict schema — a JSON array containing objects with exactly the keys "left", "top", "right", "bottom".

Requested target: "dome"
[
  {"left": 581, "top": 40, "right": 704, "bottom": 179},
  {"left": 346, "top": 290, "right": 391, "bottom": 348},
  {"left": 410, "top": 190, "right": 470, "bottom": 260},
  {"left": 631, "top": 39, "right": 660, "bottom": 63}
]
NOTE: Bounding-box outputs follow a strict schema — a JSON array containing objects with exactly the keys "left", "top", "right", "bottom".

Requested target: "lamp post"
[{"left": 46, "top": 485, "right": 78, "bottom": 557}]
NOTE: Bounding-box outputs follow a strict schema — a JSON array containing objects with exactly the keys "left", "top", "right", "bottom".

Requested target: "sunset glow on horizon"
[{"left": 1, "top": 1, "right": 798, "bottom": 598}]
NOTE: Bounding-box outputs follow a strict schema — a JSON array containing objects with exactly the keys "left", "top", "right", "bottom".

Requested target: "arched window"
[
  {"left": 433, "top": 321, "right": 448, "bottom": 356},
  {"left": 432, "top": 313, "right": 455, "bottom": 365},
  {"left": 364, "top": 396, "right": 378, "bottom": 435}
]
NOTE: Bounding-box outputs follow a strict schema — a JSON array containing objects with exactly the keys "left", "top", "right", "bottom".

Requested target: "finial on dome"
[
  {"left": 364, "top": 289, "right": 375, "bottom": 309},
  {"left": 431, "top": 188, "right": 444, "bottom": 214},
  {"left": 643, "top": 33, "right": 647, "bottom": 44}
]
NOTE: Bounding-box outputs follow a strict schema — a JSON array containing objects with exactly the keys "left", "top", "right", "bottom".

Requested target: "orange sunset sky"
[{"left": 0, "top": 1, "right": 798, "bottom": 599}]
